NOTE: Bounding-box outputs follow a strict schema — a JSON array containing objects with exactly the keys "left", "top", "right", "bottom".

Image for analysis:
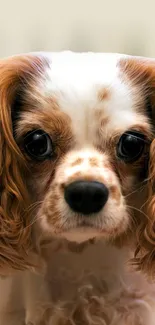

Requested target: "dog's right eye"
[
  {"left": 23, "top": 130, "right": 54, "bottom": 160},
  {"left": 116, "top": 131, "right": 145, "bottom": 163}
]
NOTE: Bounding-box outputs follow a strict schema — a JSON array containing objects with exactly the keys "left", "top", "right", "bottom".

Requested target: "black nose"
[{"left": 64, "top": 181, "right": 109, "bottom": 215}]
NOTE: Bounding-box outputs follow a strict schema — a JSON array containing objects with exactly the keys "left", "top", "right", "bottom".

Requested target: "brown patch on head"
[
  {"left": 71, "top": 158, "right": 83, "bottom": 167},
  {"left": 14, "top": 107, "right": 74, "bottom": 204},
  {"left": 98, "top": 87, "right": 110, "bottom": 102},
  {"left": 119, "top": 57, "right": 155, "bottom": 117},
  {"left": 89, "top": 157, "right": 99, "bottom": 167},
  {"left": 15, "top": 106, "right": 74, "bottom": 161},
  {"left": 119, "top": 57, "right": 155, "bottom": 87},
  {"left": 12, "top": 58, "right": 74, "bottom": 161}
]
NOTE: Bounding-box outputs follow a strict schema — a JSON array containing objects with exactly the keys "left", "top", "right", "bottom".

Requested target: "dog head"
[{"left": 0, "top": 52, "right": 155, "bottom": 273}]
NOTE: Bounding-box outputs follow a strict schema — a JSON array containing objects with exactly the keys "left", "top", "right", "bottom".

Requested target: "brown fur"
[
  {"left": 0, "top": 54, "right": 49, "bottom": 272},
  {"left": 109, "top": 185, "right": 121, "bottom": 203},
  {"left": 71, "top": 158, "right": 83, "bottom": 167},
  {"left": 119, "top": 57, "right": 155, "bottom": 275},
  {"left": 98, "top": 88, "right": 110, "bottom": 102}
]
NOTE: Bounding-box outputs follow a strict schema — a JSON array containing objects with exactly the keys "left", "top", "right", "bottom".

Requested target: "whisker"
[
  {"left": 143, "top": 174, "right": 153, "bottom": 183},
  {"left": 23, "top": 211, "right": 45, "bottom": 230},
  {"left": 126, "top": 205, "right": 150, "bottom": 220},
  {"left": 25, "top": 200, "right": 44, "bottom": 213},
  {"left": 124, "top": 185, "right": 145, "bottom": 199},
  {"left": 60, "top": 216, "right": 72, "bottom": 230},
  {"left": 140, "top": 197, "right": 150, "bottom": 210}
]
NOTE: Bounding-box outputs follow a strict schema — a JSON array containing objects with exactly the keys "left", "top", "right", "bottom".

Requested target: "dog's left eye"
[
  {"left": 117, "top": 131, "right": 145, "bottom": 163},
  {"left": 23, "top": 130, "right": 53, "bottom": 160}
]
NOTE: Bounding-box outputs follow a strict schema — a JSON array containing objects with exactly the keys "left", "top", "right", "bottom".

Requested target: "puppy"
[{"left": 0, "top": 52, "right": 155, "bottom": 324}]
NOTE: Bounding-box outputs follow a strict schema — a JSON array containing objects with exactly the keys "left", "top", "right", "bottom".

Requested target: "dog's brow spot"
[
  {"left": 89, "top": 157, "right": 99, "bottom": 167},
  {"left": 71, "top": 158, "right": 83, "bottom": 167},
  {"left": 110, "top": 185, "right": 121, "bottom": 203},
  {"left": 98, "top": 88, "right": 110, "bottom": 101}
]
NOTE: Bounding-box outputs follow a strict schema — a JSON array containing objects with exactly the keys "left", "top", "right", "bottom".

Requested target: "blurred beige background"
[{"left": 0, "top": 0, "right": 154, "bottom": 58}]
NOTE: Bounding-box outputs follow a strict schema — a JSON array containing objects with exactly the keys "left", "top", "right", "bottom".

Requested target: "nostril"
[{"left": 64, "top": 180, "right": 109, "bottom": 215}]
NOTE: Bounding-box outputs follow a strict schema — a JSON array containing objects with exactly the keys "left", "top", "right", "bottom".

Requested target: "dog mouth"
[
  {"left": 52, "top": 214, "right": 128, "bottom": 243},
  {"left": 39, "top": 205, "right": 128, "bottom": 243},
  {"left": 57, "top": 218, "right": 112, "bottom": 243},
  {"left": 59, "top": 225, "right": 103, "bottom": 243}
]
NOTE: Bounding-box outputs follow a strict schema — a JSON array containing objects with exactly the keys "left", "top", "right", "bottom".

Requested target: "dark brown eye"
[
  {"left": 117, "top": 131, "right": 145, "bottom": 163},
  {"left": 24, "top": 130, "right": 53, "bottom": 160}
]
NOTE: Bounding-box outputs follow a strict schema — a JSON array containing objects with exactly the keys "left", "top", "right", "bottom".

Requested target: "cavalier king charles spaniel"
[{"left": 0, "top": 52, "right": 155, "bottom": 324}]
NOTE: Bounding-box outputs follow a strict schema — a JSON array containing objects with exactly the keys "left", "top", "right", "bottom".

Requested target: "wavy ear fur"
[
  {"left": 120, "top": 57, "right": 155, "bottom": 275},
  {"left": 137, "top": 137, "right": 155, "bottom": 276},
  {"left": 0, "top": 54, "right": 47, "bottom": 273}
]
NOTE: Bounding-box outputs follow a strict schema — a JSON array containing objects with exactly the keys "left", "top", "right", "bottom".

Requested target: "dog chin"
[{"left": 59, "top": 227, "right": 103, "bottom": 243}]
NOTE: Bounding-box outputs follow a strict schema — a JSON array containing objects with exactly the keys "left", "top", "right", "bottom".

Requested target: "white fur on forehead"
[
  {"left": 44, "top": 52, "right": 127, "bottom": 96},
  {"left": 39, "top": 52, "right": 148, "bottom": 144}
]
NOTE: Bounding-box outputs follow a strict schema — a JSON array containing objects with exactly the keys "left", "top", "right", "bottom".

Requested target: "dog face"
[{"left": 0, "top": 52, "right": 155, "bottom": 273}]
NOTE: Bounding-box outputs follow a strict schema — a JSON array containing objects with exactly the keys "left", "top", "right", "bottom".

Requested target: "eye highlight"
[
  {"left": 23, "top": 130, "right": 54, "bottom": 160},
  {"left": 116, "top": 131, "right": 145, "bottom": 163}
]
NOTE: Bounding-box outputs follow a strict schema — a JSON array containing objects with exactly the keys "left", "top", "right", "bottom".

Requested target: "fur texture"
[{"left": 0, "top": 52, "right": 155, "bottom": 324}]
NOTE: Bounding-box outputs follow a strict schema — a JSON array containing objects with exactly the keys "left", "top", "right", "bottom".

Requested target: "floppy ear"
[
  {"left": 138, "top": 136, "right": 155, "bottom": 275},
  {"left": 120, "top": 57, "right": 155, "bottom": 275},
  {"left": 0, "top": 54, "right": 47, "bottom": 273}
]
